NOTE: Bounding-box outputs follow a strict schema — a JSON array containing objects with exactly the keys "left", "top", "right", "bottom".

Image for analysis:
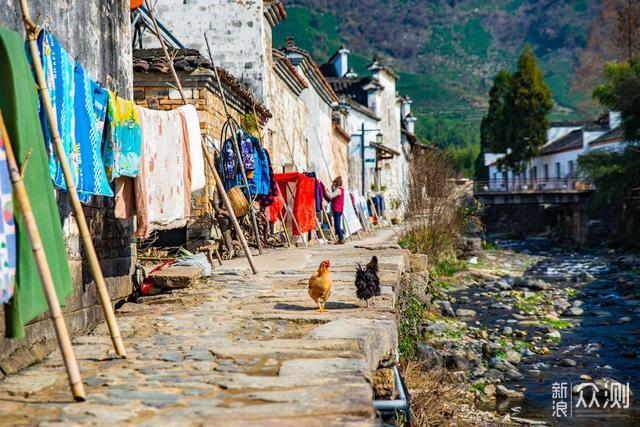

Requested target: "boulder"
[
  {"left": 435, "top": 300, "right": 455, "bottom": 317},
  {"left": 416, "top": 343, "right": 443, "bottom": 370},
  {"left": 455, "top": 308, "right": 477, "bottom": 318}
]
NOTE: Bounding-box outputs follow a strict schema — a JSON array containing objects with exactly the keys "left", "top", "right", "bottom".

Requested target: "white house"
[
  {"left": 485, "top": 113, "right": 627, "bottom": 191},
  {"left": 321, "top": 49, "right": 415, "bottom": 219}
]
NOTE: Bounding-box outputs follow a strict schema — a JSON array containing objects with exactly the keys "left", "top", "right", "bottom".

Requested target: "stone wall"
[{"left": 0, "top": 1, "right": 134, "bottom": 374}]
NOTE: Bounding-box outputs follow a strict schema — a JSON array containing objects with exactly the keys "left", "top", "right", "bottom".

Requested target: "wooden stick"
[
  {"left": 321, "top": 206, "right": 337, "bottom": 243},
  {"left": 368, "top": 194, "right": 382, "bottom": 230},
  {"left": 0, "top": 112, "right": 85, "bottom": 401},
  {"left": 313, "top": 213, "right": 327, "bottom": 245},
  {"left": 143, "top": 1, "right": 259, "bottom": 272},
  {"left": 278, "top": 211, "right": 292, "bottom": 248},
  {"left": 202, "top": 143, "right": 258, "bottom": 274},
  {"left": 19, "top": 0, "right": 126, "bottom": 358}
]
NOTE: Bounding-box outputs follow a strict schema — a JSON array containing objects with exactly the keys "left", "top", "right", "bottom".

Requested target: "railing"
[{"left": 474, "top": 178, "right": 594, "bottom": 194}]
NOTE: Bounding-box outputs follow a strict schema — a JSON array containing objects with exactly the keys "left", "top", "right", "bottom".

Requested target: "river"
[{"left": 434, "top": 239, "right": 640, "bottom": 425}]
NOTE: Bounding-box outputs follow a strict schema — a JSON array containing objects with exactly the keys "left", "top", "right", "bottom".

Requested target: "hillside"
[{"left": 273, "top": 0, "right": 604, "bottom": 172}]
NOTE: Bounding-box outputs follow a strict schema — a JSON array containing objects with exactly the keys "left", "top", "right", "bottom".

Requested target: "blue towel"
[{"left": 37, "top": 30, "right": 112, "bottom": 203}]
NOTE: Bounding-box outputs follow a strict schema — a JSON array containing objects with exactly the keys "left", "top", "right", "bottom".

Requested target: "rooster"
[
  {"left": 355, "top": 256, "right": 381, "bottom": 308},
  {"left": 308, "top": 260, "right": 332, "bottom": 312}
]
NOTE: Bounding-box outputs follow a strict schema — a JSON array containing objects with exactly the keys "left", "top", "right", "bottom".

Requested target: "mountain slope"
[{"left": 273, "top": 0, "right": 603, "bottom": 155}]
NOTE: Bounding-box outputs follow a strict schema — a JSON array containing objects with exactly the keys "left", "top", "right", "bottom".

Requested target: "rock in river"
[
  {"left": 455, "top": 308, "right": 477, "bottom": 318},
  {"left": 417, "top": 343, "right": 443, "bottom": 369},
  {"left": 559, "top": 358, "right": 577, "bottom": 367}
]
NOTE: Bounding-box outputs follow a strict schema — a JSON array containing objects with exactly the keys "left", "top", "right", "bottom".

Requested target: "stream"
[{"left": 439, "top": 239, "right": 640, "bottom": 425}]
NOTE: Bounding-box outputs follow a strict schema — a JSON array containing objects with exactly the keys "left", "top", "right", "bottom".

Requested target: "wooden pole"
[
  {"left": 278, "top": 211, "right": 292, "bottom": 248},
  {"left": 19, "top": 0, "right": 126, "bottom": 358},
  {"left": 369, "top": 194, "right": 382, "bottom": 230},
  {"left": 0, "top": 112, "right": 85, "bottom": 401},
  {"left": 322, "top": 206, "right": 337, "bottom": 243},
  {"left": 313, "top": 214, "right": 327, "bottom": 245},
  {"left": 202, "top": 144, "right": 258, "bottom": 274},
  {"left": 201, "top": 32, "right": 263, "bottom": 256},
  {"left": 142, "top": 2, "right": 259, "bottom": 272}
]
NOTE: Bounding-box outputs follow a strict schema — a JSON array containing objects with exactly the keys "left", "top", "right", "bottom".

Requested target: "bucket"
[{"left": 227, "top": 186, "right": 249, "bottom": 218}]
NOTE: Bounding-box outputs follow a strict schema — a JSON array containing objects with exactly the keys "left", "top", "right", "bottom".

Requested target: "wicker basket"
[{"left": 227, "top": 186, "right": 249, "bottom": 218}]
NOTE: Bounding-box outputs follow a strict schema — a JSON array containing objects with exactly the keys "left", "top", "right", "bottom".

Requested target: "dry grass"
[
  {"left": 402, "top": 361, "right": 511, "bottom": 426},
  {"left": 402, "top": 362, "right": 471, "bottom": 426}
]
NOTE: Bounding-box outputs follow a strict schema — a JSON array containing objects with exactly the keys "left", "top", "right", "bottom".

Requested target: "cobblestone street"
[{"left": 0, "top": 229, "right": 405, "bottom": 426}]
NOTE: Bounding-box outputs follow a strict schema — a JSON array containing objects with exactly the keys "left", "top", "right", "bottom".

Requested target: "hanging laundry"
[
  {"left": 37, "top": 30, "right": 113, "bottom": 203},
  {"left": 251, "top": 138, "right": 270, "bottom": 196},
  {"left": 176, "top": 104, "right": 205, "bottom": 192},
  {"left": 103, "top": 91, "right": 142, "bottom": 181},
  {"left": 256, "top": 149, "right": 278, "bottom": 209},
  {"left": 0, "top": 28, "right": 72, "bottom": 338},
  {"left": 0, "top": 128, "right": 16, "bottom": 304},
  {"left": 274, "top": 173, "right": 316, "bottom": 235},
  {"left": 73, "top": 65, "right": 113, "bottom": 200},
  {"left": 135, "top": 106, "right": 190, "bottom": 238}
]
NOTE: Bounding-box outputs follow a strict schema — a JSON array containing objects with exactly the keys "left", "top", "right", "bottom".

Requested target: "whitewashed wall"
[
  {"left": 147, "top": 0, "right": 269, "bottom": 99},
  {"left": 347, "top": 109, "right": 379, "bottom": 196}
]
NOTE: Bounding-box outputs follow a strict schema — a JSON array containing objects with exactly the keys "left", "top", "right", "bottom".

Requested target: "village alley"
[{"left": 0, "top": 229, "right": 404, "bottom": 426}]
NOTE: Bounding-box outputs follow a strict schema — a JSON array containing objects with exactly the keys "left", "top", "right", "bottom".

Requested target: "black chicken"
[{"left": 355, "top": 256, "right": 381, "bottom": 308}]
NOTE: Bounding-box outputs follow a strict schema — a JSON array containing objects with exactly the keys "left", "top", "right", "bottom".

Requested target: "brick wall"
[{"left": 133, "top": 70, "right": 255, "bottom": 245}]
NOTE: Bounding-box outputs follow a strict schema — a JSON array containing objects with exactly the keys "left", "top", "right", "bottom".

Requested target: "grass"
[
  {"left": 565, "top": 288, "right": 580, "bottom": 298},
  {"left": 402, "top": 363, "right": 471, "bottom": 426},
  {"left": 541, "top": 318, "right": 573, "bottom": 329},
  {"left": 515, "top": 292, "right": 546, "bottom": 313},
  {"left": 470, "top": 380, "right": 485, "bottom": 393},
  {"left": 432, "top": 257, "right": 467, "bottom": 278},
  {"left": 481, "top": 240, "right": 498, "bottom": 250}
]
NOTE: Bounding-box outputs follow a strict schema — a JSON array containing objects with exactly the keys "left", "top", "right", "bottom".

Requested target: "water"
[{"left": 455, "top": 240, "right": 640, "bottom": 425}]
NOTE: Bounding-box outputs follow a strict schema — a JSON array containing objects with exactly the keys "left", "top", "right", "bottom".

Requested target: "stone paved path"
[{"left": 0, "top": 229, "right": 406, "bottom": 426}]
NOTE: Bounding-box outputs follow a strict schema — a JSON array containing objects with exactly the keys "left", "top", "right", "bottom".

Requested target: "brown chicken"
[{"left": 308, "top": 260, "right": 333, "bottom": 312}]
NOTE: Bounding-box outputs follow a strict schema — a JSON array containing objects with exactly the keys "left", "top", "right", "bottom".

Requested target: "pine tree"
[
  {"left": 501, "top": 45, "right": 553, "bottom": 173},
  {"left": 476, "top": 70, "right": 512, "bottom": 179}
]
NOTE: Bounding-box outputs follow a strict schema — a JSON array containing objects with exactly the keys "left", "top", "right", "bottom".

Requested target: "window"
[
  {"left": 555, "top": 162, "right": 561, "bottom": 179},
  {"left": 532, "top": 166, "right": 537, "bottom": 180},
  {"left": 568, "top": 160, "right": 574, "bottom": 178},
  {"left": 543, "top": 164, "right": 549, "bottom": 180}
]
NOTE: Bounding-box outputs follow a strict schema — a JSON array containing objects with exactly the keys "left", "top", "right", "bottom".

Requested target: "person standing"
[{"left": 325, "top": 176, "right": 345, "bottom": 244}]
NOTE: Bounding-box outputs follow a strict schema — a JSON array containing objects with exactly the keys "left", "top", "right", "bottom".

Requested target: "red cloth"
[
  {"left": 274, "top": 173, "right": 317, "bottom": 235},
  {"left": 268, "top": 185, "right": 284, "bottom": 222}
]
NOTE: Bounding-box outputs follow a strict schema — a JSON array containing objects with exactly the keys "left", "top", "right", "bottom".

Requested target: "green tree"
[
  {"left": 593, "top": 58, "right": 640, "bottom": 140},
  {"left": 476, "top": 69, "right": 512, "bottom": 179},
  {"left": 501, "top": 45, "right": 553, "bottom": 173}
]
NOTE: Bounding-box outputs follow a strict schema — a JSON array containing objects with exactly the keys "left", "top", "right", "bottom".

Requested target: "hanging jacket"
[{"left": 251, "top": 137, "right": 270, "bottom": 196}]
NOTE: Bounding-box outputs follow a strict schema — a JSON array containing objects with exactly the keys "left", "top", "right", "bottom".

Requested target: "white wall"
[
  {"left": 296, "top": 71, "right": 335, "bottom": 186},
  {"left": 347, "top": 109, "right": 379, "bottom": 196},
  {"left": 373, "top": 71, "right": 404, "bottom": 217},
  {"left": 147, "top": 0, "right": 269, "bottom": 99},
  {"left": 265, "top": 71, "right": 309, "bottom": 174}
]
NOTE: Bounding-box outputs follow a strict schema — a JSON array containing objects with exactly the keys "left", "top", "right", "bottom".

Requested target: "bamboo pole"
[
  {"left": 313, "top": 214, "right": 327, "bottom": 245},
  {"left": 321, "top": 206, "right": 337, "bottom": 243},
  {"left": 0, "top": 112, "right": 85, "bottom": 401},
  {"left": 201, "top": 32, "right": 263, "bottom": 256},
  {"left": 202, "top": 144, "right": 258, "bottom": 274},
  {"left": 278, "top": 211, "right": 292, "bottom": 248},
  {"left": 368, "top": 194, "right": 382, "bottom": 230},
  {"left": 142, "top": 2, "right": 260, "bottom": 272},
  {"left": 19, "top": 0, "right": 126, "bottom": 358}
]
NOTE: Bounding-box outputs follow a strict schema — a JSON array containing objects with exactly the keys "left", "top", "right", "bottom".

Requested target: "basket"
[{"left": 227, "top": 186, "right": 249, "bottom": 218}]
